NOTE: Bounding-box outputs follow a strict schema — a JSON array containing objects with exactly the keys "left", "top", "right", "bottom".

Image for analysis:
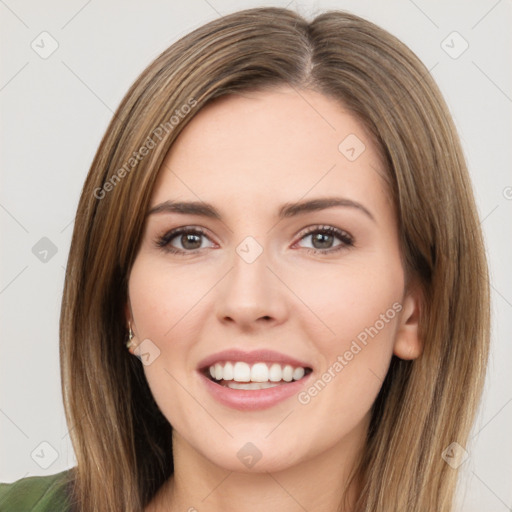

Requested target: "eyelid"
[{"left": 295, "top": 224, "right": 353, "bottom": 241}]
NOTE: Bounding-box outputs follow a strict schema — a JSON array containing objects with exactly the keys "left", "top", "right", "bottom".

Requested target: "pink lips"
[
  {"left": 196, "top": 349, "right": 311, "bottom": 370},
  {"left": 196, "top": 349, "right": 313, "bottom": 411}
]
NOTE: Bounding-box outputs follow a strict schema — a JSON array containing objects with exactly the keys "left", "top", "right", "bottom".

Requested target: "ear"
[{"left": 393, "top": 284, "right": 423, "bottom": 360}]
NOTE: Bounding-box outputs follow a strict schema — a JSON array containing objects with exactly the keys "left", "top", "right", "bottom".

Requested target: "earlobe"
[{"left": 393, "top": 288, "right": 423, "bottom": 360}]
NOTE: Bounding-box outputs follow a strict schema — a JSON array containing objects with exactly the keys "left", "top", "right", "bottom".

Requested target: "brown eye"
[
  {"left": 156, "top": 227, "right": 214, "bottom": 254},
  {"left": 296, "top": 226, "right": 354, "bottom": 254},
  {"left": 310, "top": 232, "right": 336, "bottom": 250},
  {"left": 178, "top": 233, "right": 202, "bottom": 250}
]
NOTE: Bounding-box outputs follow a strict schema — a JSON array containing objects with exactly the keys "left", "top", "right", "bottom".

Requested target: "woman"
[{"left": 0, "top": 6, "right": 489, "bottom": 511}]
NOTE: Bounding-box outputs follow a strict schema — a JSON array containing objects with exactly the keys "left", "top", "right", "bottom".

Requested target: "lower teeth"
[{"left": 222, "top": 381, "right": 283, "bottom": 390}]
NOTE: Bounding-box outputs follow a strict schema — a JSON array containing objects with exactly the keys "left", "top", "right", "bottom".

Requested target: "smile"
[
  {"left": 206, "top": 361, "right": 311, "bottom": 389},
  {"left": 197, "top": 349, "right": 313, "bottom": 410}
]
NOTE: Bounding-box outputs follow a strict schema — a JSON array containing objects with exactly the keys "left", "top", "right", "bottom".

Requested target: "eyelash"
[{"left": 155, "top": 225, "right": 354, "bottom": 256}]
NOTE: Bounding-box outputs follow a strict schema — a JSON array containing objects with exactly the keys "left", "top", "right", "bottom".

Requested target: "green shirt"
[{"left": 0, "top": 468, "right": 73, "bottom": 511}]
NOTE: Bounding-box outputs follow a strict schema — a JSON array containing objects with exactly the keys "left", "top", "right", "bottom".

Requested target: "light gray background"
[{"left": 1, "top": 1, "right": 510, "bottom": 510}]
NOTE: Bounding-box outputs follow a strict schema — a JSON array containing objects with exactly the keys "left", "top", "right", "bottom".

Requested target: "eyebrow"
[{"left": 147, "top": 197, "right": 375, "bottom": 222}]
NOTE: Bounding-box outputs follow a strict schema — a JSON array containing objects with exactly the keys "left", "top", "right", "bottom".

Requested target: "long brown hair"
[{"left": 60, "top": 7, "right": 490, "bottom": 511}]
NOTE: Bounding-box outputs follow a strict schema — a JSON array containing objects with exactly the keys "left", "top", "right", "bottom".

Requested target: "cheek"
[
  {"left": 128, "top": 258, "right": 207, "bottom": 433},
  {"left": 128, "top": 257, "right": 213, "bottom": 341},
  {"left": 291, "top": 256, "right": 404, "bottom": 348},
  {"left": 292, "top": 261, "right": 403, "bottom": 422}
]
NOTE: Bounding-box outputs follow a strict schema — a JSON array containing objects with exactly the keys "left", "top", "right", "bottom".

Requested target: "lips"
[
  {"left": 197, "top": 349, "right": 313, "bottom": 409},
  {"left": 197, "top": 349, "right": 311, "bottom": 370}
]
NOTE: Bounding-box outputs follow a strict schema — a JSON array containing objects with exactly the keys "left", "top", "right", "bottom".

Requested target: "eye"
[
  {"left": 295, "top": 225, "right": 354, "bottom": 254},
  {"left": 155, "top": 225, "right": 354, "bottom": 256},
  {"left": 155, "top": 227, "right": 215, "bottom": 255}
]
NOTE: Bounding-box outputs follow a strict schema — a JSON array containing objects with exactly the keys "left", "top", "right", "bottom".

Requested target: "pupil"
[
  {"left": 313, "top": 233, "right": 332, "bottom": 249},
  {"left": 182, "top": 233, "right": 201, "bottom": 250}
]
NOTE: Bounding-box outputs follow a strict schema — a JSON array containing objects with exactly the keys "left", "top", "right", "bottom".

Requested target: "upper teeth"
[{"left": 209, "top": 362, "right": 306, "bottom": 383}]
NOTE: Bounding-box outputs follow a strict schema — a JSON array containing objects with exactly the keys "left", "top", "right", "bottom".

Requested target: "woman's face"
[{"left": 127, "top": 86, "right": 420, "bottom": 474}]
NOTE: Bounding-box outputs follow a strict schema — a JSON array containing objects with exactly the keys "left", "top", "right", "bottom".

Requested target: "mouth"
[
  {"left": 201, "top": 361, "right": 313, "bottom": 390},
  {"left": 197, "top": 350, "right": 313, "bottom": 410}
]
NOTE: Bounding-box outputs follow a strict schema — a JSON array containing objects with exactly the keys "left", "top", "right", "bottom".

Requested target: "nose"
[{"left": 215, "top": 242, "right": 289, "bottom": 330}]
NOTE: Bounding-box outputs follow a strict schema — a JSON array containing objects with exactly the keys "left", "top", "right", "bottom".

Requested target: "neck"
[{"left": 149, "top": 423, "right": 367, "bottom": 512}]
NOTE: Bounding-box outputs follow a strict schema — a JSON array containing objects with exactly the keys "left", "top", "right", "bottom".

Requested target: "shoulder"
[{"left": 0, "top": 468, "right": 75, "bottom": 511}]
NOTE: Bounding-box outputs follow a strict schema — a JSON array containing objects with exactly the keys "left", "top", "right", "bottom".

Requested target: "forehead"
[{"left": 150, "top": 86, "right": 390, "bottom": 214}]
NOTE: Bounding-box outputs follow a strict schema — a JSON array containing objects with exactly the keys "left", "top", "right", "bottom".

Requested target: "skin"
[{"left": 126, "top": 86, "right": 422, "bottom": 512}]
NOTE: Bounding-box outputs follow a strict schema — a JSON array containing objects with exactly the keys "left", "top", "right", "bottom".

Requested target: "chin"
[{"left": 191, "top": 435, "right": 307, "bottom": 474}]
